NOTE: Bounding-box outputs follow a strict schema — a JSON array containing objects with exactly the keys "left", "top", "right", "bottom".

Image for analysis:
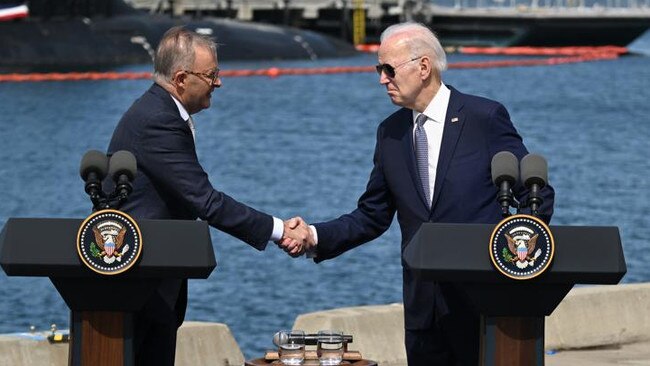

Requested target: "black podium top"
[
  {"left": 0, "top": 217, "right": 216, "bottom": 279},
  {"left": 402, "top": 223, "right": 626, "bottom": 316},
  {"left": 403, "top": 223, "right": 626, "bottom": 284}
]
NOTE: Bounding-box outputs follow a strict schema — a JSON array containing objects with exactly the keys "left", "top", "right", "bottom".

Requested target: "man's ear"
[
  {"left": 419, "top": 56, "right": 432, "bottom": 81},
  {"left": 172, "top": 70, "right": 187, "bottom": 88}
]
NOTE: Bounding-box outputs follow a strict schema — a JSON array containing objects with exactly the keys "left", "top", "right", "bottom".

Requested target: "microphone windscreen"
[
  {"left": 80, "top": 150, "right": 108, "bottom": 180},
  {"left": 521, "top": 154, "right": 548, "bottom": 188},
  {"left": 491, "top": 151, "right": 519, "bottom": 185},
  {"left": 109, "top": 150, "right": 137, "bottom": 181}
]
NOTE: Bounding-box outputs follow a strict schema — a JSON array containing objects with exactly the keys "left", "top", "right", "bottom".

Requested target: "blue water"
[{"left": 1, "top": 33, "right": 649, "bottom": 358}]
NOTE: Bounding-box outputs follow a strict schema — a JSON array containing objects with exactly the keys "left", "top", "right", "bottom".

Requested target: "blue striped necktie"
[{"left": 415, "top": 114, "right": 430, "bottom": 207}]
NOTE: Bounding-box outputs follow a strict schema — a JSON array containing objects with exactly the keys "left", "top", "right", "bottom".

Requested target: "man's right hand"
[{"left": 277, "top": 216, "right": 315, "bottom": 257}]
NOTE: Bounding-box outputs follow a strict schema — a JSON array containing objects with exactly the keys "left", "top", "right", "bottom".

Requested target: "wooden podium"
[
  {"left": 403, "top": 223, "right": 626, "bottom": 366},
  {"left": 0, "top": 217, "right": 216, "bottom": 366}
]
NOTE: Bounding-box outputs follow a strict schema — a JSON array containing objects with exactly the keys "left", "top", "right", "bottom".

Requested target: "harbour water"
[{"left": 1, "top": 33, "right": 649, "bottom": 358}]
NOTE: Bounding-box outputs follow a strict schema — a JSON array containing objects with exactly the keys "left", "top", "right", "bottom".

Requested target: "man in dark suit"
[
  {"left": 108, "top": 26, "right": 308, "bottom": 365},
  {"left": 288, "top": 23, "right": 554, "bottom": 365}
]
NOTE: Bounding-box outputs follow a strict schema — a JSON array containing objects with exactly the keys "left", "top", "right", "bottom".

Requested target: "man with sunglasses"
[
  {"left": 107, "top": 26, "right": 309, "bottom": 365},
  {"left": 287, "top": 22, "right": 554, "bottom": 365}
]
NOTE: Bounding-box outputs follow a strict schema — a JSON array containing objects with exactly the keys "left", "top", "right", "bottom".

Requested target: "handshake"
[{"left": 277, "top": 217, "right": 316, "bottom": 257}]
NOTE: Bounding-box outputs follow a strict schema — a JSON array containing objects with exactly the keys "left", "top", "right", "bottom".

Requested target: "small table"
[{"left": 245, "top": 359, "right": 378, "bottom": 366}]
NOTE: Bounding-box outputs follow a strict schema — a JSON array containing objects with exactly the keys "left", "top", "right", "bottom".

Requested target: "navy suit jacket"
[
  {"left": 108, "top": 83, "right": 273, "bottom": 319},
  {"left": 314, "top": 86, "right": 554, "bottom": 330}
]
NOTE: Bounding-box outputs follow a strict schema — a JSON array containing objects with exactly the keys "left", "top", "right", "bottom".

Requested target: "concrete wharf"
[
  {"left": 127, "top": 0, "right": 650, "bottom": 46},
  {"left": 128, "top": 0, "right": 404, "bottom": 43},
  {"left": 2, "top": 282, "right": 650, "bottom": 365}
]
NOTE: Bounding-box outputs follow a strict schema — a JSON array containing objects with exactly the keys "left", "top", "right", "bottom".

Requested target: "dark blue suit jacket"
[
  {"left": 108, "top": 83, "right": 273, "bottom": 321},
  {"left": 314, "top": 86, "right": 554, "bottom": 330}
]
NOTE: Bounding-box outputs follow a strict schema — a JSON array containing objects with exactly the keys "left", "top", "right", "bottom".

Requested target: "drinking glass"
[
  {"left": 278, "top": 330, "right": 305, "bottom": 365},
  {"left": 317, "top": 330, "right": 344, "bottom": 366}
]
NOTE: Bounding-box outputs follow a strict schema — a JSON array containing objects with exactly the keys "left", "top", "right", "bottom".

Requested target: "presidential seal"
[
  {"left": 489, "top": 214, "right": 554, "bottom": 280},
  {"left": 76, "top": 209, "right": 142, "bottom": 275}
]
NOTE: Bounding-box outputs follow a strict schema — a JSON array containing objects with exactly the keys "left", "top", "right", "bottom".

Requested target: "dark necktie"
[{"left": 415, "top": 114, "right": 430, "bottom": 207}]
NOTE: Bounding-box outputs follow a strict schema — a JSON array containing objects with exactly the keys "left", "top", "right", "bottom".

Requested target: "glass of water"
[
  {"left": 278, "top": 330, "right": 305, "bottom": 365},
  {"left": 317, "top": 330, "right": 344, "bottom": 366}
]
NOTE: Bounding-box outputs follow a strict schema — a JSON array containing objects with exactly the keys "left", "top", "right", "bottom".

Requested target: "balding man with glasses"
[
  {"left": 285, "top": 22, "right": 554, "bottom": 365},
  {"left": 107, "top": 26, "right": 310, "bottom": 365}
]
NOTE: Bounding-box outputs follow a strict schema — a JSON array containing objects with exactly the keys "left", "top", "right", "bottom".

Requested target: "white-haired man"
[{"left": 289, "top": 23, "right": 554, "bottom": 365}]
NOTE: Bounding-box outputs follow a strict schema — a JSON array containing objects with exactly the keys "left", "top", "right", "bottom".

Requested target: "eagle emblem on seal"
[
  {"left": 505, "top": 228, "right": 543, "bottom": 269},
  {"left": 91, "top": 220, "right": 130, "bottom": 264},
  {"left": 77, "top": 209, "right": 142, "bottom": 275},
  {"left": 489, "top": 214, "right": 554, "bottom": 280}
]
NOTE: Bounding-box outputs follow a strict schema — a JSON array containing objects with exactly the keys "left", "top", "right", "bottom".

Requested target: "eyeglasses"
[
  {"left": 375, "top": 56, "right": 423, "bottom": 78},
  {"left": 184, "top": 68, "right": 220, "bottom": 84}
]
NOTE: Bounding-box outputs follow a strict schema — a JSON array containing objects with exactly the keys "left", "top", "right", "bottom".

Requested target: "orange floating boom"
[{"left": 0, "top": 51, "right": 622, "bottom": 83}]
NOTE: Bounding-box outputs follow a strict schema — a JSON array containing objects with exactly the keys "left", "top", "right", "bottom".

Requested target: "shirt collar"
[
  {"left": 169, "top": 94, "right": 190, "bottom": 122},
  {"left": 412, "top": 82, "right": 451, "bottom": 124}
]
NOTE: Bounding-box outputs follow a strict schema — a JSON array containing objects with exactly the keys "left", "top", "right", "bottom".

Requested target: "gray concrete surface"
[
  {"left": 174, "top": 321, "right": 244, "bottom": 366},
  {"left": 294, "top": 283, "right": 650, "bottom": 366},
  {"left": 546, "top": 283, "right": 650, "bottom": 349},
  {"left": 0, "top": 321, "right": 243, "bottom": 366},
  {"left": 0, "top": 333, "right": 67, "bottom": 366},
  {"left": 1, "top": 283, "right": 649, "bottom": 365},
  {"left": 546, "top": 341, "right": 650, "bottom": 365}
]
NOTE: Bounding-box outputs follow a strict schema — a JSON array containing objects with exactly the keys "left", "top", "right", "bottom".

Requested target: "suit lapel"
[
  {"left": 431, "top": 88, "right": 466, "bottom": 211},
  {"left": 399, "top": 109, "right": 430, "bottom": 210}
]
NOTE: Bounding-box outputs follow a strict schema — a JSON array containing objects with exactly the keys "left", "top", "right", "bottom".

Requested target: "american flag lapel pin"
[{"left": 451, "top": 117, "right": 459, "bottom": 123}]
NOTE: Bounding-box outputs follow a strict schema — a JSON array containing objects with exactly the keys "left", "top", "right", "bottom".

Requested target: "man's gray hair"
[
  {"left": 380, "top": 22, "right": 447, "bottom": 74},
  {"left": 153, "top": 26, "right": 217, "bottom": 83}
]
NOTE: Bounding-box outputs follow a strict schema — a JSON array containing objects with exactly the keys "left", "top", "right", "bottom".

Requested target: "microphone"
[
  {"left": 79, "top": 150, "right": 109, "bottom": 209},
  {"left": 491, "top": 151, "right": 519, "bottom": 217},
  {"left": 108, "top": 150, "right": 137, "bottom": 204},
  {"left": 520, "top": 153, "right": 548, "bottom": 216},
  {"left": 272, "top": 332, "right": 353, "bottom": 346}
]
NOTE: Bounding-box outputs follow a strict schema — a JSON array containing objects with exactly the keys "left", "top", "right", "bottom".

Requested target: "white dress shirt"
[
  {"left": 412, "top": 82, "right": 451, "bottom": 203},
  {"left": 308, "top": 83, "right": 452, "bottom": 249}
]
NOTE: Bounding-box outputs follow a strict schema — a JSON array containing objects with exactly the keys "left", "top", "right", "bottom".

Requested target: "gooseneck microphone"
[
  {"left": 108, "top": 150, "right": 137, "bottom": 205},
  {"left": 491, "top": 151, "right": 519, "bottom": 217},
  {"left": 272, "top": 332, "right": 353, "bottom": 347},
  {"left": 79, "top": 150, "right": 109, "bottom": 210},
  {"left": 520, "top": 154, "right": 548, "bottom": 216}
]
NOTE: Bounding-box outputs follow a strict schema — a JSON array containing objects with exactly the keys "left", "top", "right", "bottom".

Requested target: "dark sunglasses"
[
  {"left": 375, "top": 56, "right": 423, "bottom": 78},
  {"left": 184, "top": 68, "right": 220, "bottom": 84}
]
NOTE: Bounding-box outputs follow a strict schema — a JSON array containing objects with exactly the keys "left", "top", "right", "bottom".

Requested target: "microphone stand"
[
  {"left": 112, "top": 175, "right": 133, "bottom": 208},
  {"left": 91, "top": 195, "right": 111, "bottom": 212},
  {"left": 497, "top": 180, "right": 513, "bottom": 218},
  {"left": 87, "top": 182, "right": 132, "bottom": 212},
  {"left": 525, "top": 184, "right": 544, "bottom": 218},
  {"left": 529, "top": 185, "right": 542, "bottom": 217}
]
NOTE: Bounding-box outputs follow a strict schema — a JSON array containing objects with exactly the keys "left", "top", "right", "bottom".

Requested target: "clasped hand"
[{"left": 276, "top": 217, "right": 315, "bottom": 257}]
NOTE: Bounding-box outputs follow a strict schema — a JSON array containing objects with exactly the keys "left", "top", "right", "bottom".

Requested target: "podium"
[
  {"left": 403, "top": 223, "right": 626, "bottom": 366},
  {"left": 0, "top": 217, "right": 216, "bottom": 366}
]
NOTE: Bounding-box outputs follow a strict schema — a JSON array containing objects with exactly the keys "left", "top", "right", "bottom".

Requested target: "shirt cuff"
[
  {"left": 309, "top": 225, "right": 318, "bottom": 245},
  {"left": 306, "top": 225, "right": 318, "bottom": 259},
  {"left": 270, "top": 217, "right": 284, "bottom": 242}
]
